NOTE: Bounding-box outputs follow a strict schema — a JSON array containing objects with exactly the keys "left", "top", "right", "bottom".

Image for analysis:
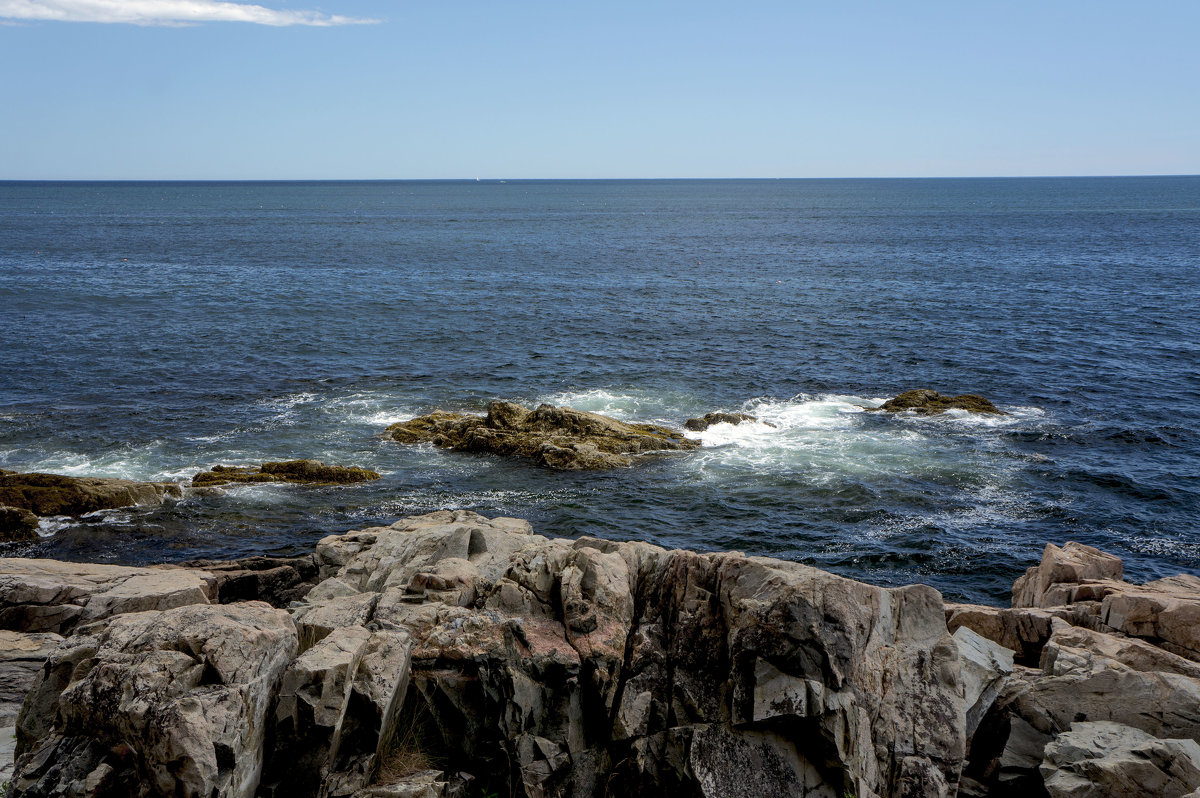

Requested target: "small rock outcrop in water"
[
  {"left": 873, "top": 388, "right": 1005, "bottom": 415},
  {"left": 683, "top": 411, "right": 759, "bottom": 431},
  {"left": 191, "top": 460, "right": 381, "bottom": 487},
  {"left": 0, "top": 472, "right": 183, "bottom": 541},
  {"left": 386, "top": 400, "right": 698, "bottom": 469},
  {"left": 4, "top": 526, "right": 1200, "bottom": 796}
]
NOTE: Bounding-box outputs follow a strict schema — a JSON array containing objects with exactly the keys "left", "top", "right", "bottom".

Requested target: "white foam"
[
  {"left": 539, "top": 388, "right": 696, "bottom": 425},
  {"left": 36, "top": 516, "right": 73, "bottom": 537}
]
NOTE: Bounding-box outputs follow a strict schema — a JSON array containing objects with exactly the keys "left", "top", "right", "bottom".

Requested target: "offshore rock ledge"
[
  {"left": 1, "top": 518, "right": 1199, "bottom": 797},
  {"left": 386, "top": 401, "right": 699, "bottom": 470}
]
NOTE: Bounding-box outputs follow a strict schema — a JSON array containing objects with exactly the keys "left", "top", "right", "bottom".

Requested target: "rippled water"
[{"left": 2, "top": 178, "right": 1198, "bottom": 603}]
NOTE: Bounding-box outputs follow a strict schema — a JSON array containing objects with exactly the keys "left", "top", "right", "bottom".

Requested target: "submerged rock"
[
  {"left": 386, "top": 401, "right": 699, "bottom": 470},
  {"left": 0, "top": 472, "right": 183, "bottom": 520},
  {"left": 683, "top": 411, "right": 760, "bottom": 432},
  {"left": 192, "top": 459, "right": 381, "bottom": 487},
  {"left": 873, "top": 389, "right": 1005, "bottom": 415}
]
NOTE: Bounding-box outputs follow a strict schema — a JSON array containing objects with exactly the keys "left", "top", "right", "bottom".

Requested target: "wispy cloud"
[{"left": 0, "top": 0, "right": 378, "bottom": 26}]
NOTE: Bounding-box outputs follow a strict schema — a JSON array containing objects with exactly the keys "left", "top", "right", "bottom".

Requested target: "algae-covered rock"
[
  {"left": 386, "top": 401, "right": 698, "bottom": 470},
  {"left": 0, "top": 472, "right": 183, "bottom": 518},
  {"left": 683, "top": 412, "right": 759, "bottom": 432},
  {"left": 0, "top": 505, "right": 39, "bottom": 543},
  {"left": 873, "top": 389, "right": 1004, "bottom": 415},
  {"left": 192, "top": 460, "right": 381, "bottom": 487}
]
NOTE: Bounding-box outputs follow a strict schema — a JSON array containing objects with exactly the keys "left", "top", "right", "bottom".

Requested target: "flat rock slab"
[
  {"left": 386, "top": 400, "right": 699, "bottom": 470},
  {"left": 0, "top": 557, "right": 216, "bottom": 634}
]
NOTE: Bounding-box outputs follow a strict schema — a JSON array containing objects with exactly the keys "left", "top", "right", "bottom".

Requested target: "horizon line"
[{"left": 2, "top": 173, "right": 1199, "bottom": 183}]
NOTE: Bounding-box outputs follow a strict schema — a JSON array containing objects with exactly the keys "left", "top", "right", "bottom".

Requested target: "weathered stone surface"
[
  {"left": 0, "top": 504, "right": 39, "bottom": 543},
  {"left": 1100, "top": 575, "right": 1200, "bottom": 661},
  {"left": 872, "top": 389, "right": 1004, "bottom": 415},
  {"left": 1012, "top": 542, "right": 1124, "bottom": 609},
  {"left": 19, "top": 527, "right": 1200, "bottom": 797},
  {"left": 11, "top": 601, "right": 297, "bottom": 798},
  {"left": 1042, "top": 622, "right": 1200, "bottom": 681},
  {"left": 0, "top": 471, "right": 183, "bottom": 518},
  {"left": 1041, "top": 721, "right": 1200, "bottom": 798},
  {"left": 946, "top": 602, "right": 1061, "bottom": 665},
  {"left": 683, "top": 412, "right": 759, "bottom": 432},
  {"left": 955, "top": 543, "right": 1200, "bottom": 796},
  {"left": 0, "top": 630, "right": 64, "bottom": 785},
  {"left": 173, "top": 554, "right": 320, "bottom": 607},
  {"left": 192, "top": 460, "right": 381, "bottom": 487},
  {"left": 263, "top": 624, "right": 414, "bottom": 795},
  {"left": 385, "top": 401, "right": 699, "bottom": 470},
  {"left": 309, "top": 510, "right": 966, "bottom": 797},
  {"left": 954, "top": 626, "right": 1015, "bottom": 740},
  {"left": 0, "top": 557, "right": 216, "bottom": 634}
]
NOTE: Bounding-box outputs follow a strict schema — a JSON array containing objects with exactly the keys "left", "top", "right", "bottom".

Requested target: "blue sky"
[{"left": 1, "top": 1, "right": 1197, "bottom": 179}]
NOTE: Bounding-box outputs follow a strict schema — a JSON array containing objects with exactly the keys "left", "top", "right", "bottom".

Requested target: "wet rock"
[
  {"left": 0, "top": 504, "right": 39, "bottom": 543},
  {"left": 683, "top": 412, "right": 759, "bottom": 432},
  {"left": 0, "top": 471, "right": 183, "bottom": 518},
  {"left": 0, "top": 558, "right": 216, "bottom": 634},
  {"left": 192, "top": 459, "right": 381, "bottom": 487},
  {"left": 1041, "top": 721, "right": 1200, "bottom": 798},
  {"left": 10, "top": 601, "right": 297, "bottom": 798},
  {"left": 872, "top": 389, "right": 1005, "bottom": 415},
  {"left": 385, "top": 401, "right": 698, "bottom": 470}
]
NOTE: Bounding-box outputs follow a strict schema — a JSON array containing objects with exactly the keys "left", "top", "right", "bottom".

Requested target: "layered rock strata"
[
  {"left": 2, "top": 527, "right": 1199, "bottom": 797},
  {"left": 386, "top": 401, "right": 698, "bottom": 469}
]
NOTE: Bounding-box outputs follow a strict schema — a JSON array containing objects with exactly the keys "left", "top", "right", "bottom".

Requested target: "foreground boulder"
[
  {"left": 192, "top": 460, "right": 381, "bottom": 487},
  {"left": 386, "top": 401, "right": 699, "bottom": 469},
  {"left": 0, "top": 558, "right": 217, "bottom": 634},
  {"left": 14, "top": 602, "right": 297, "bottom": 798},
  {"left": 873, "top": 389, "right": 1004, "bottom": 415},
  {"left": 0, "top": 472, "right": 183, "bottom": 531},
  {"left": 951, "top": 541, "right": 1200, "bottom": 795}
]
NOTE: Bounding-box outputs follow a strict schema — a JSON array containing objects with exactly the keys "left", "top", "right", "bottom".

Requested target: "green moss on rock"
[
  {"left": 872, "top": 389, "right": 1005, "bottom": 415},
  {"left": 386, "top": 401, "right": 699, "bottom": 470},
  {"left": 191, "top": 460, "right": 381, "bottom": 487}
]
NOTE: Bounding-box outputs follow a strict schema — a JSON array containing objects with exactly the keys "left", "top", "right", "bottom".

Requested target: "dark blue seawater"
[{"left": 2, "top": 178, "right": 1198, "bottom": 604}]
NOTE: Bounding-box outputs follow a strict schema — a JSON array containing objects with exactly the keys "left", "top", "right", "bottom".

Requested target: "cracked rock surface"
[{"left": 4, "top": 518, "right": 1200, "bottom": 796}]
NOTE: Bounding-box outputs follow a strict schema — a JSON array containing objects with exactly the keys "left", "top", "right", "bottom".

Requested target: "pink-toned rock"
[
  {"left": 1101, "top": 575, "right": 1200, "bottom": 662},
  {"left": 1012, "top": 543, "right": 1124, "bottom": 609}
]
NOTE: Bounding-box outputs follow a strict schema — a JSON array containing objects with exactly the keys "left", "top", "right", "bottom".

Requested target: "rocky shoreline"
[
  {"left": 1, "top": 390, "right": 1001, "bottom": 542},
  {"left": 2, "top": 512, "right": 1199, "bottom": 797}
]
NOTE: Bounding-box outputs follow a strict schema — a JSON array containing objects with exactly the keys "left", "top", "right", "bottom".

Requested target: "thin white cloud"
[{"left": 0, "top": 0, "right": 378, "bottom": 26}]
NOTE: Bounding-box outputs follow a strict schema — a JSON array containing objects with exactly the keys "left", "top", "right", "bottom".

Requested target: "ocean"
[{"left": 1, "top": 177, "right": 1197, "bottom": 604}]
